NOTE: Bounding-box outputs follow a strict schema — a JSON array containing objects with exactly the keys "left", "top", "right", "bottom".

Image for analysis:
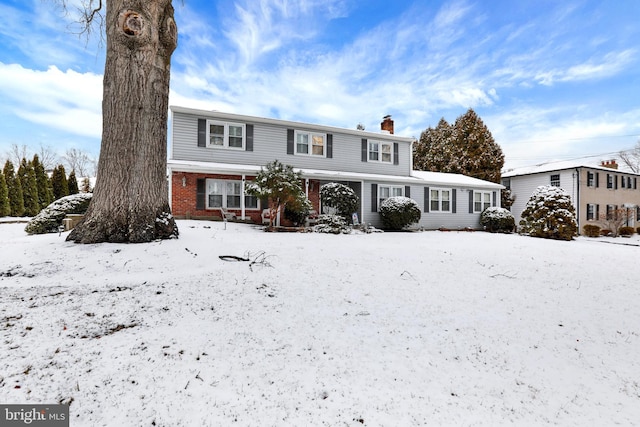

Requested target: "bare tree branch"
[{"left": 618, "top": 141, "right": 640, "bottom": 173}]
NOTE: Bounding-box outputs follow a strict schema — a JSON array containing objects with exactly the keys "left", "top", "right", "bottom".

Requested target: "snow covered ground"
[{"left": 1, "top": 220, "right": 639, "bottom": 426}]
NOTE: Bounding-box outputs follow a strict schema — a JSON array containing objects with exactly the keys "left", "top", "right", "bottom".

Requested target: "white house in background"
[
  {"left": 502, "top": 159, "right": 640, "bottom": 233},
  {"left": 167, "top": 106, "right": 503, "bottom": 229}
]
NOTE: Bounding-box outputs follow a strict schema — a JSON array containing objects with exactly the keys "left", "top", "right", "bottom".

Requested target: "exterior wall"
[
  {"left": 505, "top": 167, "right": 640, "bottom": 232},
  {"left": 361, "top": 182, "right": 500, "bottom": 230},
  {"left": 171, "top": 110, "right": 413, "bottom": 177},
  {"left": 171, "top": 171, "right": 321, "bottom": 224}
]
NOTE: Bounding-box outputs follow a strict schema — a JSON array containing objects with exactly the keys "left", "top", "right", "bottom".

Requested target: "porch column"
[{"left": 241, "top": 175, "right": 246, "bottom": 220}]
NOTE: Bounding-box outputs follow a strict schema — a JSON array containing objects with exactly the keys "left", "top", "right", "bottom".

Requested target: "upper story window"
[
  {"left": 474, "top": 191, "right": 491, "bottom": 213},
  {"left": 295, "top": 131, "right": 325, "bottom": 156},
  {"left": 606, "top": 174, "right": 616, "bottom": 189},
  {"left": 550, "top": 174, "right": 560, "bottom": 187},
  {"left": 379, "top": 185, "right": 403, "bottom": 207},
  {"left": 369, "top": 141, "right": 393, "bottom": 163},
  {"left": 430, "top": 188, "right": 451, "bottom": 212},
  {"left": 587, "top": 171, "right": 596, "bottom": 187},
  {"left": 207, "top": 120, "right": 245, "bottom": 149}
]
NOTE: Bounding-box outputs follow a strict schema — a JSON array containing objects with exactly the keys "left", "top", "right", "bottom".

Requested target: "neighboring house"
[
  {"left": 168, "top": 106, "right": 503, "bottom": 229},
  {"left": 502, "top": 159, "right": 640, "bottom": 232}
]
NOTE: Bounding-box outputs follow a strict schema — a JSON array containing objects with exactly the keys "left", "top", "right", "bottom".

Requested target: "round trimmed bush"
[
  {"left": 519, "top": 185, "right": 577, "bottom": 241},
  {"left": 25, "top": 193, "right": 92, "bottom": 235},
  {"left": 379, "top": 196, "right": 421, "bottom": 230},
  {"left": 320, "top": 183, "right": 359, "bottom": 220},
  {"left": 619, "top": 226, "right": 635, "bottom": 236},
  {"left": 480, "top": 207, "right": 515, "bottom": 233},
  {"left": 313, "top": 214, "right": 350, "bottom": 234},
  {"left": 582, "top": 224, "right": 601, "bottom": 237}
]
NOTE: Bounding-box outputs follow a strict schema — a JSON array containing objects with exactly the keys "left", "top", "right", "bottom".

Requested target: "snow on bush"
[
  {"left": 313, "top": 214, "right": 351, "bottom": 234},
  {"left": 379, "top": 196, "right": 421, "bottom": 230},
  {"left": 480, "top": 207, "right": 515, "bottom": 233},
  {"left": 319, "top": 183, "right": 359, "bottom": 220},
  {"left": 25, "top": 193, "right": 92, "bottom": 235},
  {"left": 519, "top": 185, "right": 577, "bottom": 241}
]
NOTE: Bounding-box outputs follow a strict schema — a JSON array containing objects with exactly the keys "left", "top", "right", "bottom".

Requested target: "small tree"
[
  {"left": 320, "top": 182, "right": 359, "bottom": 221},
  {"left": 68, "top": 170, "right": 80, "bottom": 195},
  {"left": 18, "top": 158, "right": 40, "bottom": 217},
  {"left": 379, "top": 196, "right": 421, "bottom": 230},
  {"left": 32, "top": 154, "right": 54, "bottom": 209},
  {"left": 246, "top": 160, "right": 308, "bottom": 228},
  {"left": 501, "top": 188, "right": 515, "bottom": 210},
  {"left": 0, "top": 172, "right": 10, "bottom": 217},
  {"left": 51, "top": 165, "right": 69, "bottom": 200},
  {"left": 519, "top": 185, "right": 577, "bottom": 241},
  {"left": 3, "top": 160, "right": 24, "bottom": 217},
  {"left": 598, "top": 207, "right": 634, "bottom": 237}
]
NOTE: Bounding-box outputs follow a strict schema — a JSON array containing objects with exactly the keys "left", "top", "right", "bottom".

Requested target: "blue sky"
[{"left": 1, "top": 0, "right": 639, "bottom": 170}]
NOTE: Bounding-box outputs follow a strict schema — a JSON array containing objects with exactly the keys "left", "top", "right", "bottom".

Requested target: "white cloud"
[{"left": 0, "top": 63, "right": 102, "bottom": 138}]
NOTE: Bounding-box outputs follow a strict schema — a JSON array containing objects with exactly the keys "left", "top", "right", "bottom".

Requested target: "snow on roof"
[
  {"left": 502, "top": 159, "right": 638, "bottom": 178},
  {"left": 168, "top": 160, "right": 503, "bottom": 189}
]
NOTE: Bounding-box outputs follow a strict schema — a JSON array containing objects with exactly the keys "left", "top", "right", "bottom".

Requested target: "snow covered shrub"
[
  {"left": 519, "top": 186, "right": 577, "bottom": 241},
  {"left": 320, "top": 183, "right": 359, "bottom": 221},
  {"left": 25, "top": 193, "right": 92, "bottom": 235},
  {"left": 582, "top": 224, "right": 601, "bottom": 237},
  {"left": 379, "top": 196, "right": 421, "bottom": 230},
  {"left": 313, "top": 214, "right": 350, "bottom": 234},
  {"left": 619, "top": 226, "right": 634, "bottom": 236},
  {"left": 480, "top": 207, "right": 515, "bottom": 233}
]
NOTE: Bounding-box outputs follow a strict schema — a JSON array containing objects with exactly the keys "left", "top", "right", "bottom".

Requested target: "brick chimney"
[
  {"left": 601, "top": 159, "right": 619, "bottom": 170},
  {"left": 381, "top": 115, "right": 394, "bottom": 134}
]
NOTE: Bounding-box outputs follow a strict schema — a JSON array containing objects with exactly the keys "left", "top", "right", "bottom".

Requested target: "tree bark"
[{"left": 68, "top": 0, "right": 179, "bottom": 243}]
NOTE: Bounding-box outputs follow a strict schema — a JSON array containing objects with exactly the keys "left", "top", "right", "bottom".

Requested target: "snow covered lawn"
[{"left": 1, "top": 220, "right": 639, "bottom": 426}]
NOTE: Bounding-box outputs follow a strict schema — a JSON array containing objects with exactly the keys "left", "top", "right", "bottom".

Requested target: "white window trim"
[
  {"left": 206, "top": 179, "right": 259, "bottom": 210},
  {"left": 294, "top": 130, "right": 326, "bottom": 157},
  {"left": 368, "top": 140, "right": 393, "bottom": 163},
  {"left": 206, "top": 120, "right": 246, "bottom": 150},
  {"left": 379, "top": 185, "right": 404, "bottom": 208},
  {"left": 430, "top": 188, "right": 452, "bottom": 212},
  {"left": 474, "top": 191, "right": 492, "bottom": 213}
]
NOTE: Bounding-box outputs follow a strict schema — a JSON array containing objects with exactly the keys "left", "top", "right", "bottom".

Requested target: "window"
[
  {"left": 627, "top": 177, "right": 632, "bottom": 189},
  {"left": 474, "top": 191, "right": 491, "bottom": 213},
  {"left": 586, "top": 204, "right": 596, "bottom": 220},
  {"left": 607, "top": 174, "right": 613, "bottom": 189},
  {"left": 206, "top": 121, "right": 245, "bottom": 149},
  {"left": 587, "top": 172, "right": 595, "bottom": 187},
  {"left": 206, "top": 179, "right": 258, "bottom": 210},
  {"left": 550, "top": 174, "right": 560, "bottom": 187},
  {"left": 379, "top": 185, "right": 403, "bottom": 207},
  {"left": 430, "top": 188, "right": 451, "bottom": 212},
  {"left": 295, "top": 131, "right": 325, "bottom": 156},
  {"left": 369, "top": 141, "right": 392, "bottom": 163},
  {"left": 606, "top": 204, "right": 617, "bottom": 220}
]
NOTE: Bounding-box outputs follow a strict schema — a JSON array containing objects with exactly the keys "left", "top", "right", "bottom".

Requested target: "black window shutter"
[
  {"left": 424, "top": 187, "right": 430, "bottom": 212},
  {"left": 596, "top": 172, "right": 599, "bottom": 188},
  {"left": 596, "top": 204, "right": 599, "bottom": 219},
  {"left": 393, "top": 143, "right": 399, "bottom": 165},
  {"left": 371, "top": 184, "right": 378, "bottom": 212},
  {"left": 245, "top": 124, "right": 254, "bottom": 152},
  {"left": 615, "top": 175, "right": 618, "bottom": 189},
  {"left": 635, "top": 178, "right": 638, "bottom": 189},
  {"left": 361, "top": 139, "right": 368, "bottom": 162},
  {"left": 405, "top": 186, "right": 410, "bottom": 198},
  {"left": 587, "top": 172, "right": 592, "bottom": 186},
  {"left": 197, "top": 119, "right": 206, "bottom": 147},
  {"left": 492, "top": 191, "right": 497, "bottom": 207},
  {"left": 469, "top": 191, "right": 474, "bottom": 213},
  {"left": 287, "top": 129, "right": 294, "bottom": 155},
  {"left": 327, "top": 134, "right": 333, "bottom": 158},
  {"left": 196, "top": 178, "right": 206, "bottom": 210},
  {"left": 452, "top": 189, "right": 457, "bottom": 213}
]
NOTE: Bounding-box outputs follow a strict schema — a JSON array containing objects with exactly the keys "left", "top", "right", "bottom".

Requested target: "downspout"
[{"left": 575, "top": 168, "right": 580, "bottom": 234}]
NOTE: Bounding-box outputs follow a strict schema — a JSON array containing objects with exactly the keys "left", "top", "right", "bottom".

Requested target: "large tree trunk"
[{"left": 68, "top": 0, "right": 179, "bottom": 243}]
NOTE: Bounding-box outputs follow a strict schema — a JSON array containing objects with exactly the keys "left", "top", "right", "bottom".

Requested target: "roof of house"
[
  {"left": 168, "top": 160, "right": 503, "bottom": 189},
  {"left": 501, "top": 159, "right": 638, "bottom": 178},
  {"left": 170, "top": 105, "right": 415, "bottom": 143}
]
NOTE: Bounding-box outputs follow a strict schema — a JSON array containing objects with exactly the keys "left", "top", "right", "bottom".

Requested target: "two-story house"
[
  {"left": 502, "top": 159, "right": 640, "bottom": 233},
  {"left": 168, "top": 106, "right": 503, "bottom": 229}
]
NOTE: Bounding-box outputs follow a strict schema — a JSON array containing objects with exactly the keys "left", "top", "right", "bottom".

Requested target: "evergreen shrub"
[
  {"left": 582, "top": 224, "right": 601, "bottom": 237},
  {"left": 519, "top": 185, "right": 577, "bottom": 241},
  {"left": 25, "top": 193, "right": 92, "bottom": 235},
  {"left": 619, "top": 226, "right": 634, "bottom": 236},
  {"left": 379, "top": 196, "right": 421, "bottom": 230},
  {"left": 313, "top": 214, "right": 350, "bottom": 234},
  {"left": 319, "top": 183, "right": 359, "bottom": 220},
  {"left": 480, "top": 207, "right": 515, "bottom": 233}
]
